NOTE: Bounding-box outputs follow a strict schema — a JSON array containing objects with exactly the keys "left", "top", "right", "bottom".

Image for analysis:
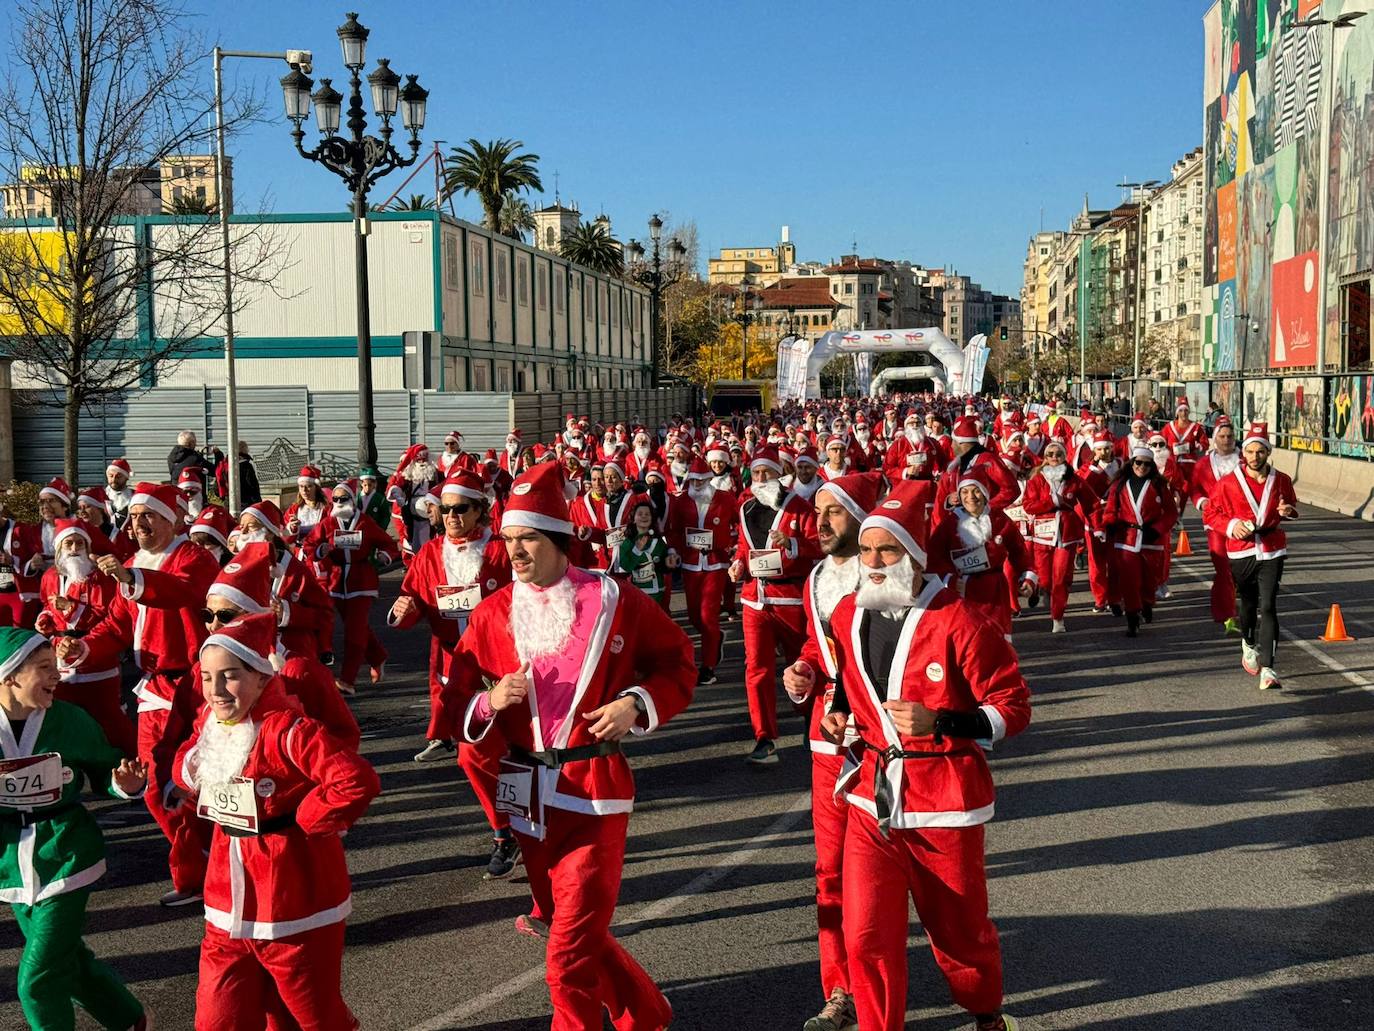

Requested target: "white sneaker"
[
  {"left": 413, "top": 739, "right": 455, "bottom": 763},
  {"left": 1241, "top": 640, "right": 1260, "bottom": 675},
  {"left": 1051, "top": 619, "right": 1067, "bottom": 633},
  {"left": 1156, "top": 584, "right": 1171, "bottom": 600},
  {"left": 158, "top": 888, "right": 202, "bottom": 908},
  {"left": 1259, "top": 667, "right": 1282, "bottom": 691}
]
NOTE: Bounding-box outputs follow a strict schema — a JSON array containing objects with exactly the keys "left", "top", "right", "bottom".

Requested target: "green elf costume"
[
  {"left": 0, "top": 627, "right": 147, "bottom": 1031},
  {"left": 616, "top": 530, "right": 670, "bottom": 607},
  {"left": 358, "top": 465, "right": 393, "bottom": 529}
]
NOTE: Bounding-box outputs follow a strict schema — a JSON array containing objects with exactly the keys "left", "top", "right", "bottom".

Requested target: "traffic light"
[{"left": 998, "top": 325, "right": 1008, "bottom": 341}]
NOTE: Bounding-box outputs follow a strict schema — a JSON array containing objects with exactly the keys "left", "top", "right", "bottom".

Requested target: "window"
[
  {"left": 555, "top": 270, "right": 565, "bottom": 314},
  {"left": 495, "top": 253, "right": 508, "bottom": 302},
  {"left": 469, "top": 241, "right": 485, "bottom": 296},
  {"left": 445, "top": 237, "right": 460, "bottom": 291},
  {"left": 496, "top": 365, "right": 511, "bottom": 392},
  {"left": 844, "top": 283, "right": 854, "bottom": 295},
  {"left": 473, "top": 361, "right": 490, "bottom": 390},
  {"left": 517, "top": 259, "right": 528, "bottom": 307},
  {"left": 1342, "top": 277, "right": 1371, "bottom": 370},
  {"left": 537, "top": 264, "right": 548, "bottom": 310},
  {"left": 545, "top": 227, "right": 555, "bottom": 248}
]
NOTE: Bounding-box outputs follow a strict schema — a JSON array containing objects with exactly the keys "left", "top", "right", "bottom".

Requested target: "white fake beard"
[
  {"left": 1152, "top": 449, "right": 1169, "bottom": 472},
  {"left": 191, "top": 718, "right": 258, "bottom": 791},
  {"left": 1212, "top": 450, "right": 1240, "bottom": 476},
  {"left": 708, "top": 474, "right": 733, "bottom": 493},
  {"left": 406, "top": 459, "right": 438, "bottom": 484},
  {"left": 855, "top": 430, "right": 870, "bottom": 445},
  {"left": 687, "top": 481, "right": 715, "bottom": 503},
  {"left": 510, "top": 576, "right": 577, "bottom": 664},
  {"left": 634, "top": 445, "right": 649, "bottom": 462},
  {"left": 506, "top": 441, "right": 520, "bottom": 456},
  {"left": 200, "top": 542, "right": 226, "bottom": 563},
  {"left": 1041, "top": 463, "right": 1067, "bottom": 488},
  {"left": 333, "top": 502, "right": 356, "bottom": 522},
  {"left": 239, "top": 528, "right": 269, "bottom": 545},
  {"left": 58, "top": 553, "right": 93, "bottom": 582},
  {"left": 814, "top": 554, "right": 862, "bottom": 621},
  {"left": 904, "top": 426, "right": 923, "bottom": 444},
  {"left": 670, "top": 460, "right": 688, "bottom": 481},
  {"left": 568, "top": 433, "right": 585, "bottom": 449},
  {"left": 443, "top": 536, "right": 485, "bottom": 585},
  {"left": 602, "top": 435, "right": 616, "bottom": 451},
  {"left": 955, "top": 509, "right": 994, "bottom": 548},
  {"left": 791, "top": 476, "right": 820, "bottom": 501},
  {"left": 751, "top": 479, "right": 782, "bottom": 509},
  {"left": 187, "top": 494, "right": 205, "bottom": 517},
  {"left": 1095, "top": 457, "right": 1119, "bottom": 477},
  {"left": 855, "top": 554, "right": 917, "bottom": 611}
]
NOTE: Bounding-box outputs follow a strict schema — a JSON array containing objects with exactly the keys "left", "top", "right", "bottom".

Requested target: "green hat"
[
  {"left": 359, "top": 465, "right": 380, "bottom": 480},
  {"left": 0, "top": 627, "right": 48, "bottom": 681}
]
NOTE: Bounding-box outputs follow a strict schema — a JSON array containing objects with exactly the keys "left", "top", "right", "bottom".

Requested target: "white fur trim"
[
  {"left": 859, "top": 513, "right": 928, "bottom": 567},
  {"left": 502, "top": 510, "right": 574, "bottom": 535},
  {"left": 206, "top": 584, "right": 270, "bottom": 615},
  {"left": 130, "top": 491, "right": 176, "bottom": 525},
  {"left": 201, "top": 631, "right": 274, "bottom": 674}
]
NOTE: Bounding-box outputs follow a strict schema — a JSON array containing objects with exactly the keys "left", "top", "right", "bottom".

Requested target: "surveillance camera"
[{"left": 287, "top": 50, "right": 313, "bottom": 74}]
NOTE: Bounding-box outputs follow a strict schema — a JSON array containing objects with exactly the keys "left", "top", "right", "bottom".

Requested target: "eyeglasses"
[
  {"left": 438, "top": 502, "right": 475, "bottom": 516},
  {"left": 202, "top": 607, "right": 242, "bottom": 626},
  {"left": 1131, "top": 459, "right": 1153, "bottom": 467},
  {"left": 331, "top": 496, "right": 350, "bottom": 505}
]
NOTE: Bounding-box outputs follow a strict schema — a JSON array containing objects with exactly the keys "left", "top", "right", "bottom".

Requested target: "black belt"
[
  {"left": 222, "top": 811, "right": 298, "bottom": 838},
  {"left": 755, "top": 576, "right": 805, "bottom": 586},
  {"left": 510, "top": 741, "right": 622, "bottom": 768},
  {"left": 859, "top": 740, "right": 949, "bottom": 838},
  {"left": 0, "top": 802, "right": 76, "bottom": 829}
]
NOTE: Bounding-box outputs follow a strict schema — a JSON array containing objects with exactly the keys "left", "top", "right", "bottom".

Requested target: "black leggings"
[{"left": 1231, "top": 555, "right": 1284, "bottom": 668}]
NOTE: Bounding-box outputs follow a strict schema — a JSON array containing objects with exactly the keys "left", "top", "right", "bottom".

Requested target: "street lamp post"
[
  {"left": 213, "top": 45, "right": 311, "bottom": 513},
  {"left": 735, "top": 284, "right": 761, "bottom": 380},
  {"left": 626, "top": 215, "right": 688, "bottom": 387},
  {"left": 281, "top": 11, "right": 428, "bottom": 470},
  {"left": 1118, "top": 178, "right": 1160, "bottom": 378}
]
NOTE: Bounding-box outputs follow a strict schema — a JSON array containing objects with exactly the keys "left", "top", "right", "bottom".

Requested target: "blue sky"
[{"left": 195, "top": 0, "right": 1203, "bottom": 296}]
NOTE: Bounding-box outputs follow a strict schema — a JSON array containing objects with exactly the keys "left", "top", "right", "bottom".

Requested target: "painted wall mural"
[
  {"left": 1330, "top": 375, "right": 1374, "bottom": 456},
  {"left": 1281, "top": 375, "right": 1325, "bottom": 450}
]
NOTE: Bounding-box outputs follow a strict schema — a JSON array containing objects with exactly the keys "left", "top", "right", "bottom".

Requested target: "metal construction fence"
[
  {"left": 13, "top": 385, "right": 698, "bottom": 486},
  {"left": 1064, "top": 374, "right": 1374, "bottom": 461}
]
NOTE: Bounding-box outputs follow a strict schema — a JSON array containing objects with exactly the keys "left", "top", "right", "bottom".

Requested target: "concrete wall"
[{"left": 1270, "top": 447, "right": 1374, "bottom": 523}]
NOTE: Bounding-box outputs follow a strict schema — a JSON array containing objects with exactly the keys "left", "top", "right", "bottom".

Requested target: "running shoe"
[
  {"left": 746, "top": 738, "right": 778, "bottom": 765},
  {"left": 1141, "top": 606, "right": 1154, "bottom": 624},
  {"left": 976, "top": 1016, "right": 1020, "bottom": 1031},
  {"left": 1051, "top": 619, "right": 1067, "bottom": 634},
  {"left": 1259, "top": 667, "right": 1282, "bottom": 691},
  {"left": 1110, "top": 604, "right": 1123, "bottom": 617},
  {"left": 1091, "top": 604, "right": 1108, "bottom": 615},
  {"left": 335, "top": 679, "right": 356, "bottom": 696},
  {"left": 370, "top": 662, "right": 387, "bottom": 684},
  {"left": 485, "top": 835, "right": 522, "bottom": 880},
  {"left": 1241, "top": 640, "right": 1260, "bottom": 675},
  {"left": 514, "top": 913, "right": 548, "bottom": 939},
  {"left": 1223, "top": 617, "right": 1241, "bottom": 635},
  {"left": 697, "top": 666, "right": 718, "bottom": 686},
  {"left": 803, "top": 987, "right": 857, "bottom": 1031},
  {"left": 413, "top": 739, "right": 455, "bottom": 763},
  {"left": 158, "top": 888, "right": 202, "bottom": 908},
  {"left": 1156, "top": 585, "right": 1172, "bottom": 600}
]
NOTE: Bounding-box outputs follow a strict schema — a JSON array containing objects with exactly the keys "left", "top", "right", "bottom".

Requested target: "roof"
[
  {"left": 758, "top": 278, "right": 841, "bottom": 310},
  {"left": 824, "top": 259, "right": 886, "bottom": 275}
]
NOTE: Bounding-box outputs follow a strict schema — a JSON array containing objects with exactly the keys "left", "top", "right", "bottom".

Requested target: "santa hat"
[
  {"left": 794, "top": 445, "right": 820, "bottom": 468},
  {"left": 705, "top": 445, "right": 729, "bottom": 463},
  {"left": 331, "top": 478, "right": 359, "bottom": 501},
  {"left": 177, "top": 467, "right": 203, "bottom": 492},
  {"left": 296, "top": 464, "right": 320, "bottom": 486},
  {"left": 52, "top": 516, "right": 91, "bottom": 552},
  {"left": 396, "top": 444, "right": 428, "bottom": 474},
  {"left": 685, "top": 456, "right": 713, "bottom": 481},
  {"left": 1045, "top": 400, "right": 1059, "bottom": 412},
  {"left": 1147, "top": 432, "right": 1167, "bottom": 445},
  {"left": 190, "top": 505, "right": 234, "bottom": 548},
  {"left": 241, "top": 500, "right": 284, "bottom": 538},
  {"left": 951, "top": 417, "right": 980, "bottom": 444},
  {"left": 1215, "top": 415, "right": 1233, "bottom": 429},
  {"left": 1242, "top": 421, "right": 1271, "bottom": 450},
  {"left": 206, "top": 541, "right": 273, "bottom": 614},
  {"left": 1131, "top": 414, "right": 1147, "bottom": 429},
  {"left": 817, "top": 472, "right": 884, "bottom": 523},
  {"left": 824, "top": 435, "right": 847, "bottom": 451},
  {"left": 1176, "top": 398, "right": 1190, "bottom": 412},
  {"left": 565, "top": 413, "right": 577, "bottom": 427},
  {"left": 956, "top": 466, "right": 993, "bottom": 504},
  {"left": 643, "top": 459, "right": 666, "bottom": 483},
  {"left": 482, "top": 448, "right": 498, "bottom": 465},
  {"left": 603, "top": 459, "right": 626, "bottom": 479},
  {"left": 1092, "top": 430, "right": 1114, "bottom": 447},
  {"left": 859, "top": 479, "right": 929, "bottom": 566},
  {"left": 359, "top": 464, "right": 380, "bottom": 481},
  {"left": 106, "top": 457, "right": 132, "bottom": 480},
  {"left": 1130, "top": 444, "right": 1153, "bottom": 461},
  {"left": 129, "top": 482, "right": 179, "bottom": 525},
  {"left": 1003, "top": 428, "right": 1025, "bottom": 443},
  {"left": 749, "top": 446, "right": 784, "bottom": 476},
  {"left": 39, "top": 477, "right": 72, "bottom": 507},
  {"left": 0, "top": 627, "right": 49, "bottom": 682},
  {"left": 77, "top": 486, "right": 108, "bottom": 510},
  {"left": 1025, "top": 413, "right": 1042, "bottom": 427},
  {"left": 503, "top": 462, "right": 573, "bottom": 536},
  {"left": 201, "top": 611, "right": 280, "bottom": 676},
  {"left": 444, "top": 430, "right": 463, "bottom": 445}
]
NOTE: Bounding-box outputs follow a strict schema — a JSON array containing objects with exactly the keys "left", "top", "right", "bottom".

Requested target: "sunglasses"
[
  {"left": 1132, "top": 459, "right": 1153, "bottom": 467},
  {"left": 202, "top": 607, "right": 242, "bottom": 625},
  {"left": 438, "top": 502, "right": 475, "bottom": 516},
  {"left": 331, "top": 496, "right": 351, "bottom": 504}
]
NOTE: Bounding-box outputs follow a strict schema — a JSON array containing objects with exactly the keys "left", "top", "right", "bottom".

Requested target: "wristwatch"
[{"left": 627, "top": 693, "right": 648, "bottom": 715}]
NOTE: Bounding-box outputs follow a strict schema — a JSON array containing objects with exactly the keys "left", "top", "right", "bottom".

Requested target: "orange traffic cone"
[
  {"left": 1320, "top": 604, "right": 1355, "bottom": 643},
  {"left": 1174, "top": 529, "right": 1193, "bottom": 557}
]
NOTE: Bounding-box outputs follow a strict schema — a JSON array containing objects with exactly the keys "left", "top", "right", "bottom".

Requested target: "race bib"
[
  {"left": 197, "top": 777, "right": 259, "bottom": 833},
  {"left": 1032, "top": 516, "right": 1059, "bottom": 545},
  {"left": 0, "top": 565, "right": 13, "bottom": 589},
  {"left": 334, "top": 530, "right": 363, "bottom": 551},
  {"left": 604, "top": 526, "right": 627, "bottom": 551},
  {"left": 1003, "top": 504, "right": 1026, "bottom": 523},
  {"left": 435, "top": 583, "right": 482, "bottom": 617},
  {"left": 631, "top": 564, "right": 656, "bottom": 586},
  {"left": 1172, "top": 443, "right": 1188, "bottom": 456},
  {"left": 495, "top": 758, "right": 535, "bottom": 822},
  {"left": 951, "top": 544, "right": 991, "bottom": 575},
  {"left": 686, "top": 528, "right": 714, "bottom": 551},
  {"left": 0, "top": 753, "right": 64, "bottom": 808},
  {"left": 748, "top": 548, "right": 784, "bottom": 578}
]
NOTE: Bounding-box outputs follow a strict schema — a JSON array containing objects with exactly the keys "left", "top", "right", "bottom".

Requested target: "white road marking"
[{"left": 407, "top": 792, "right": 813, "bottom": 1030}]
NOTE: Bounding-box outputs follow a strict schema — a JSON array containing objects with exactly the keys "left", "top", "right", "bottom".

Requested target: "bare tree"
[{"left": 0, "top": 0, "right": 290, "bottom": 485}]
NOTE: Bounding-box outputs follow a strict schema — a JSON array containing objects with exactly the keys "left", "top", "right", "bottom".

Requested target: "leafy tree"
[
  {"left": 442, "top": 138, "right": 542, "bottom": 232},
  {"left": 169, "top": 194, "right": 216, "bottom": 215},
  {"left": 497, "top": 194, "right": 535, "bottom": 242},
  {"left": 387, "top": 193, "right": 432, "bottom": 212},
  {"left": 559, "top": 220, "right": 623, "bottom": 276},
  {"left": 691, "top": 320, "right": 774, "bottom": 386}
]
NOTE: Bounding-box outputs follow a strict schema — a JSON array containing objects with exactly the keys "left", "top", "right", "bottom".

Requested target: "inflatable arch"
[{"left": 775, "top": 328, "right": 967, "bottom": 401}]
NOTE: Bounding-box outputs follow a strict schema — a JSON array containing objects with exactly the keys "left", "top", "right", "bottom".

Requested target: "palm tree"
[
  {"left": 497, "top": 195, "right": 535, "bottom": 242},
  {"left": 442, "top": 138, "right": 543, "bottom": 231},
  {"left": 388, "top": 193, "right": 433, "bottom": 212},
  {"left": 169, "top": 195, "right": 216, "bottom": 215},
  {"left": 559, "top": 220, "right": 623, "bottom": 276}
]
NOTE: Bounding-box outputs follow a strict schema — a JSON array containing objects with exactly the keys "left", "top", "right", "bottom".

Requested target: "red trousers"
[
  {"left": 139, "top": 702, "right": 211, "bottom": 893},
  {"left": 459, "top": 741, "right": 508, "bottom": 835},
  {"left": 681, "top": 569, "right": 726, "bottom": 669},
  {"left": 1111, "top": 547, "right": 1157, "bottom": 614},
  {"left": 1205, "top": 529, "right": 1237, "bottom": 621},
  {"left": 0, "top": 593, "right": 34, "bottom": 627},
  {"left": 334, "top": 596, "right": 385, "bottom": 685},
  {"left": 812, "top": 752, "right": 850, "bottom": 997},
  {"left": 517, "top": 810, "right": 670, "bottom": 1031},
  {"left": 57, "top": 675, "right": 135, "bottom": 756},
  {"left": 742, "top": 602, "right": 807, "bottom": 742},
  {"left": 1031, "top": 543, "right": 1076, "bottom": 621},
  {"left": 195, "top": 921, "right": 356, "bottom": 1031},
  {"left": 1085, "top": 535, "right": 1113, "bottom": 607},
  {"left": 843, "top": 816, "right": 1003, "bottom": 1028},
  {"left": 424, "top": 637, "right": 449, "bottom": 742}
]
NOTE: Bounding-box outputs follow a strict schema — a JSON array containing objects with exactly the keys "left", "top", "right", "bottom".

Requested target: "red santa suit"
[
  {"left": 451, "top": 551, "right": 694, "bottom": 1030},
  {"left": 1189, "top": 448, "right": 1242, "bottom": 622},
  {"left": 1162, "top": 411, "right": 1209, "bottom": 489},
  {"left": 302, "top": 488, "right": 400, "bottom": 687},
  {"left": 175, "top": 644, "right": 379, "bottom": 1031},
  {"left": 1102, "top": 462, "right": 1180, "bottom": 617},
  {"left": 79, "top": 489, "right": 220, "bottom": 892},
  {"left": 882, "top": 428, "right": 936, "bottom": 481},
  {"left": 932, "top": 449, "right": 1020, "bottom": 528},
  {"left": 4, "top": 520, "right": 48, "bottom": 628},
  {"left": 265, "top": 546, "right": 335, "bottom": 658},
  {"left": 1020, "top": 465, "right": 1100, "bottom": 621},
  {"left": 1202, "top": 462, "right": 1299, "bottom": 562},
  {"left": 572, "top": 487, "right": 649, "bottom": 573},
  {"left": 926, "top": 502, "right": 1035, "bottom": 636},
  {"left": 664, "top": 464, "right": 739, "bottom": 674},
  {"left": 38, "top": 521, "right": 135, "bottom": 755},
  {"left": 733, "top": 451, "right": 822, "bottom": 744},
  {"left": 1042, "top": 405, "right": 1075, "bottom": 446},
  {"left": 830, "top": 574, "right": 1031, "bottom": 1029}
]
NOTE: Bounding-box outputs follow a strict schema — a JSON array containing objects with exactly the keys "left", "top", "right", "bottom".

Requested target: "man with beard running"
[
  {"left": 782, "top": 471, "right": 884, "bottom": 1031},
  {"left": 665, "top": 457, "right": 738, "bottom": 686},
  {"left": 824, "top": 488, "right": 1030, "bottom": 1031},
  {"left": 388, "top": 444, "right": 442, "bottom": 563},
  {"left": 450, "top": 461, "right": 694, "bottom": 1030},
  {"left": 730, "top": 446, "right": 822, "bottom": 765},
  {"left": 1189, "top": 417, "right": 1241, "bottom": 633}
]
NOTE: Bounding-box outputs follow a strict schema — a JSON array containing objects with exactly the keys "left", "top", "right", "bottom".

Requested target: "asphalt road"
[{"left": 3, "top": 503, "right": 1373, "bottom": 1029}]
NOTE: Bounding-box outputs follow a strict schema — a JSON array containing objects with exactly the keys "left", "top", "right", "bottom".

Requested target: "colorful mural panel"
[
  {"left": 1270, "top": 250, "right": 1320, "bottom": 367},
  {"left": 1217, "top": 279, "right": 1238, "bottom": 372},
  {"left": 1217, "top": 180, "right": 1237, "bottom": 282},
  {"left": 1330, "top": 375, "right": 1374, "bottom": 457},
  {"left": 1281, "top": 376, "right": 1325, "bottom": 451}
]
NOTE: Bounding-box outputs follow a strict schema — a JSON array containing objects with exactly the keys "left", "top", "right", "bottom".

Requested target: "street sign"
[{"left": 1008, "top": 371, "right": 1022, "bottom": 382}]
